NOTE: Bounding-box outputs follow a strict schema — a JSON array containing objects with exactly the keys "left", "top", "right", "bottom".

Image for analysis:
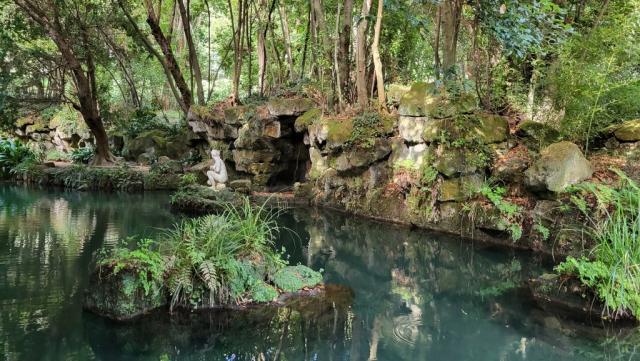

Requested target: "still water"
[{"left": 0, "top": 184, "right": 638, "bottom": 361}]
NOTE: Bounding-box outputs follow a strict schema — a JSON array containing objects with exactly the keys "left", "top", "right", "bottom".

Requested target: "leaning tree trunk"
[
  {"left": 356, "top": 0, "right": 373, "bottom": 109},
  {"left": 371, "top": 0, "right": 384, "bottom": 109},
  {"left": 177, "top": 0, "right": 205, "bottom": 105}
]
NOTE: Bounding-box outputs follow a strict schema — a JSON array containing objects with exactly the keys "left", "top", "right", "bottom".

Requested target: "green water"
[{"left": 0, "top": 185, "right": 638, "bottom": 361}]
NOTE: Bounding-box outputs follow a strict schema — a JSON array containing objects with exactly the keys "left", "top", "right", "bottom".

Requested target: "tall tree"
[
  {"left": 356, "top": 0, "right": 373, "bottom": 109},
  {"left": 337, "top": 0, "right": 354, "bottom": 101},
  {"left": 143, "top": 0, "right": 193, "bottom": 113},
  {"left": 440, "top": 0, "right": 463, "bottom": 76},
  {"left": 371, "top": 0, "right": 384, "bottom": 109},
  {"left": 13, "top": 0, "right": 115, "bottom": 165},
  {"left": 176, "top": 0, "right": 205, "bottom": 105}
]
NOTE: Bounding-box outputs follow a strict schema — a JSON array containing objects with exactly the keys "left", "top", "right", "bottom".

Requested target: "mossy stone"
[
  {"left": 472, "top": 113, "right": 509, "bottom": 144},
  {"left": 525, "top": 141, "right": 593, "bottom": 192},
  {"left": 272, "top": 265, "right": 323, "bottom": 292},
  {"left": 398, "top": 82, "right": 436, "bottom": 117},
  {"left": 266, "top": 98, "right": 316, "bottom": 116},
  {"left": 613, "top": 119, "right": 640, "bottom": 142},
  {"left": 83, "top": 266, "right": 166, "bottom": 321},
  {"left": 295, "top": 108, "right": 322, "bottom": 132}
]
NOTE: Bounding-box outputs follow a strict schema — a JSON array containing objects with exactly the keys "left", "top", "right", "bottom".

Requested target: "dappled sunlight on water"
[{"left": 0, "top": 184, "right": 638, "bottom": 360}]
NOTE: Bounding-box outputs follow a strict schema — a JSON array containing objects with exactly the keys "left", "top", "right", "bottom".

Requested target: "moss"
[
  {"left": 294, "top": 108, "right": 322, "bottom": 132},
  {"left": 272, "top": 265, "right": 323, "bottom": 292},
  {"left": 250, "top": 281, "right": 279, "bottom": 302},
  {"left": 326, "top": 117, "right": 354, "bottom": 145},
  {"left": 84, "top": 264, "right": 165, "bottom": 321}
]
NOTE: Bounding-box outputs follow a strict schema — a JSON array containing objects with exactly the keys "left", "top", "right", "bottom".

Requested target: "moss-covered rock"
[
  {"left": 266, "top": 98, "right": 316, "bottom": 116},
  {"left": 387, "top": 83, "right": 411, "bottom": 105},
  {"left": 517, "top": 121, "right": 561, "bottom": 148},
  {"left": 330, "top": 139, "right": 391, "bottom": 173},
  {"left": 434, "top": 147, "right": 478, "bottom": 177},
  {"left": 398, "top": 82, "right": 436, "bottom": 117},
  {"left": 613, "top": 119, "right": 640, "bottom": 142},
  {"left": 123, "top": 129, "right": 191, "bottom": 161},
  {"left": 438, "top": 174, "right": 483, "bottom": 202},
  {"left": 170, "top": 185, "right": 245, "bottom": 214},
  {"left": 472, "top": 113, "right": 509, "bottom": 144},
  {"left": 525, "top": 141, "right": 593, "bottom": 192},
  {"left": 83, "top": 264, "right": 166, "bottom": 321},
  {"left": 272, "top": 265, "right": 323, "bottom": 292},
  {"left": 294, "top": 108, "right": 322, "bottom": 133}
]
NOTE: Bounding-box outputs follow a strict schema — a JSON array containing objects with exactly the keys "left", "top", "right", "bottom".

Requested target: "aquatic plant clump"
[
  {"left": 86, "top": 198, "right": 323, "bottom": 318},
  {"left": 555, "top": 170, "right": 640, "bottom": 319}
]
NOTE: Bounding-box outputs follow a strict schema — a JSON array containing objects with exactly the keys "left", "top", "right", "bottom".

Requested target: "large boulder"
[
  {"left": 434, "top": 147, "right": 478, "bottom": 177},
  {"left": 266, "top": 98, "right": 316, "bottom": 117},
  {"left": 525, "top": 141, "right": 593, "bottom": 192},
  {"left": 398, "top": 82, "right": 436, "bottom": 117},
  {"left": 398, "top": 116, "right": 427, "bottom": 143},
  {"left": 331, "top": 139, "right": 391, "bottom": 173},
  {"left": 472, "top": 113, "right": 509, "bottom": 144},
  {"left": 437, "top": 174, "right": 483, "bottom": 202},
  {"left": 390, "top": 139, "right": 431, "bottom": 169},
  {"left": 123, "top": 130, "right": 191, "bottom": 161},
  {"left": 613, "top": 119, "right": 640, "bottom": 142},
  {"left": 83, "top": 265, "right": 165, "bottom": 321}
]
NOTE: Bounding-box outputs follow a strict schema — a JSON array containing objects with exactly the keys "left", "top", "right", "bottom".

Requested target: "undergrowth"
[
  {"left": 99, "top": 198, "right": 323, "bottom": 312},
  {"left": 555, "top": 170, "right": 640, "bottom": 319}
]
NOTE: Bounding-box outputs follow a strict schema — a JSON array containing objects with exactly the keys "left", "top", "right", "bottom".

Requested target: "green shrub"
[
  {"left": 45, "top": 149, "right": 70, "bottom": 162},
  {"left": 153, "top": 198, "right": 322, "bottom": 310},
  {"left": 0, "top": 138, "right": 37, "bottom": 176},
  {"left": 70, "top": 147, "right": 94, "bottom": 164},
  {"left": 99, "top": 238, "right": 165, "bottom": 297},
  {"left": 549, "top": 3, "right": 640, "bottom": 153},
  {"left": 556, "top": 171, "right": 640, "bottom": 319}
]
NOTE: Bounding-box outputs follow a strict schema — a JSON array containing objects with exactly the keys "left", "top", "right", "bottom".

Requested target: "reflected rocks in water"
[{"left": 85, "top": 284, "right": 354, "bottom": 361}]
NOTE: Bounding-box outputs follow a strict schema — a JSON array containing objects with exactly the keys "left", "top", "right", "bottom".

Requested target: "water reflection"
[{"left": 0, "top": 185, "right": 637, "bottom": 360}]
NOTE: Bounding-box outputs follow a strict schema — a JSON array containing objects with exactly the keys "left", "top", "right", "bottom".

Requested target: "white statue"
[{"left": 206, "top": 149, "right": 228, "bottom": 191}]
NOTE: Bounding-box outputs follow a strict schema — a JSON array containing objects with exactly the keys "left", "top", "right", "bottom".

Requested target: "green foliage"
[
  {"left": 271, "top": 265, "right": 323, "bottom": 293},
  {"left": 50, "top": 164, "right": 144, "bottom": 191},
  {"left": 70, "top": 147, "right": 94, "bottom": 164},
  {"left": 179, "top": 173, "right": 198, "bottom": 187},
  {"left": 45, "top": 149, "right": 70, "bottom": 162},
  {"left": 478, "top": 0, "right": 571, "bottom": 59},
  {"left": 99, "top": 238, "right": 165, "bottom": 297},
  {"left": 550, "top": 2, "right": 640, "bottom": 152},
  {"left": 556, "top": 171, "right": 640, "bottom": 318},
  {"left": 345, "top": 112, "right": 394, "bottom": 149},
  {"left": 160, "top": 198, "right": 320, "bottom": 310},
  {"left": 533, "top": 223, "right": 550, "bottom": 241},
  {"left": 0, "top": 138, "right": 37, "bottom": 176},
  {"left": 478, "top": 183, "right": 523, "bottom": 241}
]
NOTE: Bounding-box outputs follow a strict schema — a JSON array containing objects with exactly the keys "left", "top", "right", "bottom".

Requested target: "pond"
[{"left": 0, "top": 184, "right": 637, "bottom": 361}]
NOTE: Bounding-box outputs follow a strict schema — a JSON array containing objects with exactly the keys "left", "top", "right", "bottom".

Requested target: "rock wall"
[
  {"left": 13, "top": 113, "right": 93, "bottom": 153},
  {"left": 181, "top": 85, "right": 616, "bottom": 255}
]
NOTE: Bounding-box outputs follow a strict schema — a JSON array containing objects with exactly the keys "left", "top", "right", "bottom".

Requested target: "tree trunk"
[
  {"left": 119, "top": 0, "right": 185, "bottom": 112},
  {"left": 278, "top": 3, "right": 295, "bottom": 81},
  {"left": 177, "top": 0, "right": 205, "bottom": 105},
  {"left": 356, "top": 0, "right": 373, "bottom": 109},
  {"left": 14, "top": 0, "right": 114, "bottom": 165},
  {"left": 144, "top": 0, "right": 193, "bottom": 111},
  {"left": 440, "top": 0, "right": 462, "bottom": 77},
  {"left": 338, "top": 0, "right": 354, "bottom": 100},
  {"left": 371, "top": 0, "right": 384, "bottom": 109}
]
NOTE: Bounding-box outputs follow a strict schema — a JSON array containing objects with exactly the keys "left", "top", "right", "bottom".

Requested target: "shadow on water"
[{"left": 1, "top": 184, "right": 639, "bottom": 360}]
